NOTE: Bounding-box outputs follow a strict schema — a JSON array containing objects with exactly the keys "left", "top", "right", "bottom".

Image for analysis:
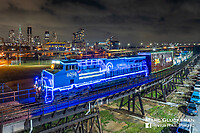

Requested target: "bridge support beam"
[
  {"left": 142, "top": 78, "right": 177, "bottom": 102},
  {"left": 119, "top": 92, "right": 145, "bottom": 116},
  {"left": 33, "top": 106, "right": 102, "bottom": 133}
]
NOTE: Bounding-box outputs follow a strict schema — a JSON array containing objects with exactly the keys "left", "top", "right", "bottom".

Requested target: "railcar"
[
  {"left": 35, "top": 56, "right": 149, "bottom": 103},
  {"left": 138, "top": 51, "right": 173, "bottom": 73}
]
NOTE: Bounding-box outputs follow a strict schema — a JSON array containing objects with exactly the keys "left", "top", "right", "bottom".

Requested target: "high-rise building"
[
  {"left": 8, "top": 30, "right": 15, "bottom": 43},
  {"left": 18, "top": 25, "right": 24, "bottom": 45},
  {"left": 52, "top": 32, "right": 57, "bottom": 42},
  {"left": 33, "top": 36, "right": 41, "bottom": 46},
  {"left": 72, "top": 28, "right": 85, "bottom": 50},
  {"left": 44, "top": 30, "right": 50, "bottom": 43},
  {"left": 27, "top": 26, "right": 32, "bottom": 44}
]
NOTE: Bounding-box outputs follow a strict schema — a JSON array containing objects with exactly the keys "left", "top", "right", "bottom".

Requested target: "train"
[
  {"left": 138, "top": 51, "right": 173, "bottom": 73},
  {"left": 173, "top": 51, "right": 193, "bottom": 65},
  {"left": 35, "top": 51, "right": 174, "bottom": 103}
]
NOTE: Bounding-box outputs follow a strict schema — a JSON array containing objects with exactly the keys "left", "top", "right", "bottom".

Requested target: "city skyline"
[{"left": 0, "top": 0, "right": 200, "bottom": 45}]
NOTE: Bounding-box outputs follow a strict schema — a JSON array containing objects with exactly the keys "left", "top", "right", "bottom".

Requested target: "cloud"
[{"left": 0, "top": 0, "right": 199, "bottom": 44}]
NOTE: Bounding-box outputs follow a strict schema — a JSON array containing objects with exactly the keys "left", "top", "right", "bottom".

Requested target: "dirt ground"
[{"left": 104, "top": 121, "right": 127, "bottom": 132}]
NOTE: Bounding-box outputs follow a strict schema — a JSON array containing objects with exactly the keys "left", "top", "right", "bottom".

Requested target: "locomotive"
[{"left": 35, "top": 56, "right": 149, "bottom": 103}]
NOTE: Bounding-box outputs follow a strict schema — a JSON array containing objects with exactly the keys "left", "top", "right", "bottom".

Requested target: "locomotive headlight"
[
  {"left": 51, "top": 64, "right": 55, "bottom": 69},
  {"left": 38, "top": 87, "right": 41, "bottom": 91}
]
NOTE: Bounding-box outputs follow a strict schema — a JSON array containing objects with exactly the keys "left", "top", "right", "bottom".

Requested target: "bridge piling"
[{"left": 119, "top": 92, "right": 145, "bottom": 117}]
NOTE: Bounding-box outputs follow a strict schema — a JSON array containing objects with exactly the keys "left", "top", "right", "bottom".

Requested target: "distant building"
[
  {"left": 27, "top": 26, "right": 32, "bottom": 44},
  {"left": 96, "top": 36, "right": 120, "bottom": 50},
  {"left": 46, "top": 42, "right": 66, "bottom": 51},
  {"left": 27, "top": 26, "right": 33, "bottom": 50},
  {"left": 8, "top": 30, "right": 15, "bottom": 43},
  {"left": 33, "top": 36, "right": 41, "bottom": 46},
  {"left": 95, "top": 42, "right": 108, "bottom": 50},
  {"left": 18, "top": 25, "right": 25, "bottom": 46},
  {"left": 52, "top": 32, "right": 57, "bottom": 42},
  {"left": 72, "top": 28, "right": 85, "bottom": 50},
  {"left": 0, "top": 37, "right": 4, "bottom": 46},
  {"left": 107, "top": 36, "right": 120, "bottom": 49},
  {"left": 44, "top": 30, "right": 50, "bottom": 43}
]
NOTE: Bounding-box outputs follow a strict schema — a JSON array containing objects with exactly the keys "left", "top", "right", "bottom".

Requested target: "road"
[{"left": 184, "top": 105, "right": 200, "bottom": 133}]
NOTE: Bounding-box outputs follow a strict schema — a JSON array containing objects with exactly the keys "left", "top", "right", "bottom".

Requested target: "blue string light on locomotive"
[{"left": 35, "top": 56, "right": 149, "bottom": 103}]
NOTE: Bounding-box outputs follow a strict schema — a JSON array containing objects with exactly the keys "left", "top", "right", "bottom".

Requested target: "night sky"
[{"left": 0, "top": 0, "right": 200, "bottom": 45}]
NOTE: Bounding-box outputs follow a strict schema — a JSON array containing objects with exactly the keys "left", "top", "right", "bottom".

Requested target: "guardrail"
[
  {"left": 0, "top": 88, "right": 35, "bottom": 103},
  {"left": 0, "top": 54, "right": 199, "bottom": 125}
]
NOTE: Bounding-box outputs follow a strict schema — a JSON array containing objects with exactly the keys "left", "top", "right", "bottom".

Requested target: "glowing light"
[
  {"left": 155, "top": 59, "right": 160, "bottom": 64},
  {"left": 51, "top": 64, "right": 54, "bottom": 69},
  {"left": 44, "top": 69, "right": 148, "bottom": 103},
  {"left": 79, "top": 73, "right": 103, "bottom": 79},
  {"left": 166, "top": 57, "right": 172, "bottom": 63},
  {"left": 52, "top": 60, "right": 60, "bottom": 64},
  {"left": 39, "top": 57, "right": 149, "bottom": 103},
  {"left": 79, "top": 71, "right": 100, "bottom": 76}
]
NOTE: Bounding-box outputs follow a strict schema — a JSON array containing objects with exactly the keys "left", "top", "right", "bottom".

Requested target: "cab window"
[
  {"left": 75, "top": 65, "right": 78, "bottom": 70},
  {"left": 66, "top": 65, "right": 69, "bottom": 71},
  {"left": 51, "top": 64, "right": 63, "bottom": 69},
  {"left": 70, "top": 65, "right": 73, "bottom": 70}
]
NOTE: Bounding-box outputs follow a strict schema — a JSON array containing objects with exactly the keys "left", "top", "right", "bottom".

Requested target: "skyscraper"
[
  {"left": 72, "top": 28, "right": 85, "bottom": 50},
  {"left": 8, "top": 30, "right": 15, "bottom": 43},
  {"left": 44, "top": 30, "right": 50, "bottom": 43},
  {"left": 33, "top": 36, "right": 41, "bottom": 46},
  {"left": 27, "top": 26, "right": 32, "bottom": 44},
  {"left": 18, "top": 25, "right": 24, "bottom": 45},
  {"left": 52, "top": 32, "right": 57, "bottom": 42},
  {"left": 72, "top": 28, "right": 84, "bottom": 43}
]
